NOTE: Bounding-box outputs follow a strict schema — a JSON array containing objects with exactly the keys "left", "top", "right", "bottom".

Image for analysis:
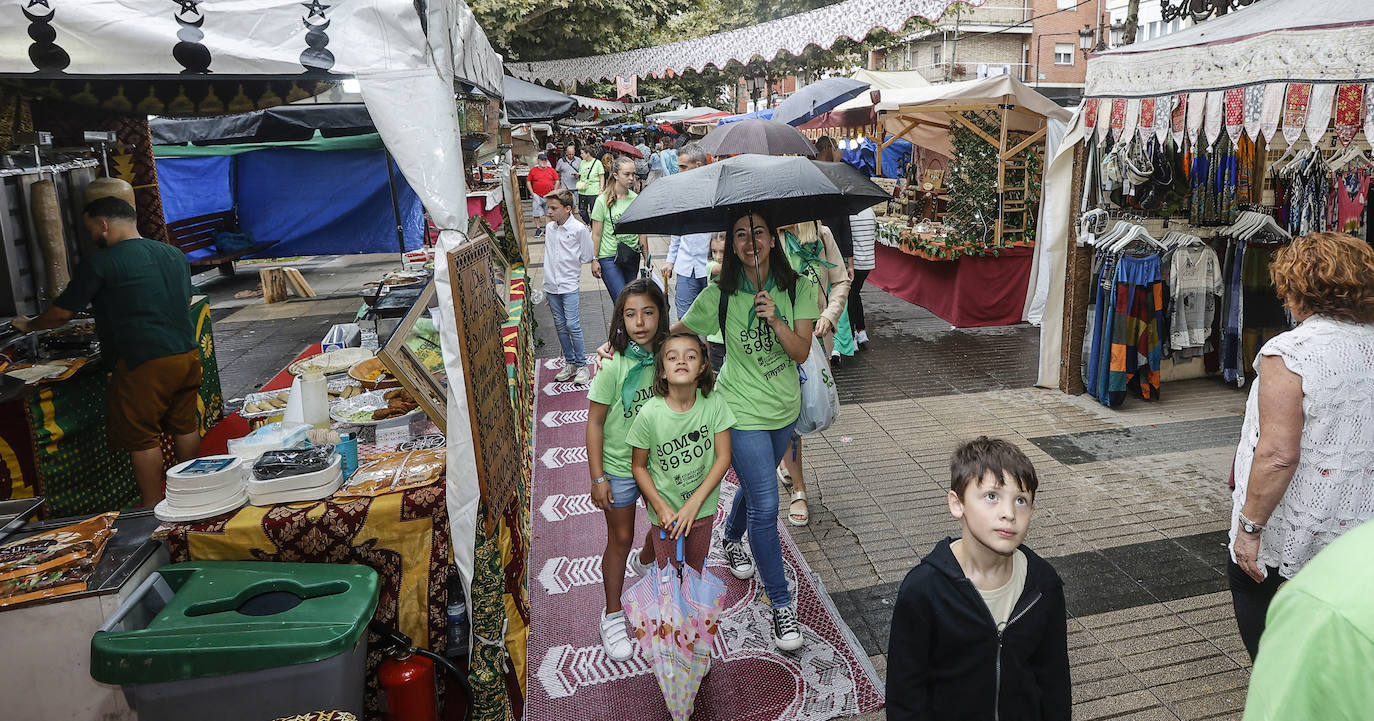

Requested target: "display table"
[
  {"left": 867, "top": 243, "right": 1034, "bottom": 327},
  {"left": 0, "top": 296, "right": 223, "bottom": 517},
  {"left": 467, "top": 187, "right": 505, "bottom": 233},
  {"left": 158, "top": 477, "right": 451, "bottom": 721}
]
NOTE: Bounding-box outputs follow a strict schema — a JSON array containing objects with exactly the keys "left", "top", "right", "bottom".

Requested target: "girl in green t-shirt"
[
  {"left": 576, "top": 146, "right": 604, "bottom": 223},
  {"left": 627, "top": 333, "right": 736, "bottom": 572},
  {"left": 585, "top": 278, "right": 668, "bottom": 662},
  {"left": 590, "top": 157, "right": 645, "bottom": 303}
]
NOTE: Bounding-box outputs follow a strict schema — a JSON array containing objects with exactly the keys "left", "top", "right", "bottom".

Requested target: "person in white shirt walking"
[
  {"left": 848, "top": 207, "right": 878, "bottom": 348},
  {"left": 662, "top": 143, "right": 713, "bottom": 319},
  {"left": 543, "top": 188, "right": 596, "bottom": 384}
]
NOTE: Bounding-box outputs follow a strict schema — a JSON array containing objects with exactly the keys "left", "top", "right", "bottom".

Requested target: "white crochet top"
[{"left": 1230, "top": 316, "right": 1374, "bottom": 578}]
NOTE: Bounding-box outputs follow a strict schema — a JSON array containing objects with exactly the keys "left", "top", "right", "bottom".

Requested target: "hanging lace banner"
[
  {"left": 1204, "top": 90, "right": 1223, "bottom": 147},
  {"left": 1281, "top": 82, "right": 1312, "bottom": 146},
  {"left": 1171, "top": 93, "right": 1188, "bottom": 146},
  {"left": 1260, "top": 82, "right": 1285, "bottom": 143},
  {"left": 1138, "top": 97, "right": 1155, "bottom": 141},
  {"left": 1109, "top": 98, "right": 1127, "bottom": 145},
  {"left": 1241, "top": 84, "right": 1263, "bottom": 141},
  {"left": 1304, "top": 83, "right": 1335, "bottom": 144},
  {"left": 1083, "top": 96, "right": 1098, "bottom": 139},
  {"left": 1224, "top": 88, "right": 1245, "bottom": 144},
  {"left": 1122, "top": 98, "right": 1140, "bottom": 144},
  {"left": 1186, "top": 92, "right": 1205, "bottom": 147},
  {"left": 1334, "top": 83, "right": 1364, "bottom": 148},
  {"left": 1155, "top": 94, "right": 1172, "bottom": 144},
  {"left": 1096, "top": 96, "right": 1112, "bottom": 145}
]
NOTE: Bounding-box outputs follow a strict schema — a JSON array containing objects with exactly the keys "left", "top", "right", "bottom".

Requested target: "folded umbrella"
[
  {"left": 614, "top": 153, "right": 890, "bottom": 235},
  {"left": 698, "top": 118, "right": 818, "bottom": 158},
  {"left": 602, "top": 139, "right": 644, "bottom": 158},
  {"left": 621, "top": 532, "right": 727, "bottom": 721},
  {"left": 772, "top": 77, "right": 870, "bottom": 127}
]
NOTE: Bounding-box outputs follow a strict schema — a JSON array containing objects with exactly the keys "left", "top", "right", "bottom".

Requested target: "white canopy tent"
[{"left": 0, "top": 0, "right": 504, "bottom": 631}]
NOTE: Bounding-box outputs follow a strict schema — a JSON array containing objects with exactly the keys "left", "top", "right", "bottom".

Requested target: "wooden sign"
[{"left": 447, "top": 231, "right": 520, "bottom": 533}]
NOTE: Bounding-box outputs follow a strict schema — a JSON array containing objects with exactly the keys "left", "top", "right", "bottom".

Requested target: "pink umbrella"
[
  {"left": 602, "top": 140, "right": 643, "bottom": 158},
  {"left": 621, "top": 532, "right": 727, "bottom": 721}
]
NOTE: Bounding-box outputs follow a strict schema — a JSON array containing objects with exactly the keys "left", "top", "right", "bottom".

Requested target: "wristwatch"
[
  {"left": 591, "top": 475, "right": 608, "bottom": 486},
  {"left": 1238, "top": 512, "right": 1265, "bottom": 535}
]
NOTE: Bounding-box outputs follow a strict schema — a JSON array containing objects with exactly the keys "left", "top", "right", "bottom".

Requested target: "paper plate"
[{"left": 154, "top": 488, "right": 248, "bottom": 523}]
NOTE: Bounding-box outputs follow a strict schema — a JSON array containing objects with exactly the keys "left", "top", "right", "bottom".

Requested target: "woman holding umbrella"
[{"left": 676, "top": 208, "right": 820, "bottom": 651}]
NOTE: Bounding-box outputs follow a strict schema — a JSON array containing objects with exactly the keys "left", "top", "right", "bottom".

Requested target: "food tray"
[
  {"left": 287, "top": 347, "right": 375, "bottom": 376},
  {"left": 0, "top": 497, "right": 43, "bottom": 544},
  {"left": 330, "top": 389, "right": 423, "bottom": 426},
  {"left": 239, "top": 379, "right": 362, "bottom": 419}
]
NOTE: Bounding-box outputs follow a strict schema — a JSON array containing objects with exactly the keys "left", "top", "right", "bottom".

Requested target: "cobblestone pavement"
[{"left": 527, "top": 227, "right": 1252, "bottom": 720}]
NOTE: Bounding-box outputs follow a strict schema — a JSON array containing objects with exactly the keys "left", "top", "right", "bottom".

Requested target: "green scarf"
[
  {"left": 621, "top": 341, "right": 656, "bottom": 412},
  {"left": 737, "top": 270, "right": 777, "bottom": 328},
  {"left": 783, "top": 229, "right": 837, "bottom": 273}
]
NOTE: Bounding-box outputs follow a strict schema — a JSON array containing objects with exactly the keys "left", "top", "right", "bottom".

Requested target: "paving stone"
[{"left": 1073, "top": 690, "right": 1165, "bottom": 720}]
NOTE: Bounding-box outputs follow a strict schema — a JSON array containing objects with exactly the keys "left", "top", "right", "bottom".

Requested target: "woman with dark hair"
[
  {"left": 1228, "top": 231, "right": 1374, "bottom": 661},
  {"left": 590, "top": 157, "right": 646, "bottom": 303},
  {"left": 576, "top": 146, "right": 604, "bottom": 224},
  {"left": 676, "top": 208, "right": 820, "bottom": 651}
]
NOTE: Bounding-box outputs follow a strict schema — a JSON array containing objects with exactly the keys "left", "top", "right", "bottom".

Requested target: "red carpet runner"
[{"left": 526, "top": 361, "right": 884, "bottom": 721}]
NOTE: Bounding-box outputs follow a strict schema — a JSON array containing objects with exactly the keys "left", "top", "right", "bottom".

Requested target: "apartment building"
[{"left": 868, "top": 1, "right": 1032, "bottom": 85}]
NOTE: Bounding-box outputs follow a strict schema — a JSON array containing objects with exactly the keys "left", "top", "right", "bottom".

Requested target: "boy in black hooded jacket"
[{"left": 886, "top": 436, "right": 1070, "bottom": 721}]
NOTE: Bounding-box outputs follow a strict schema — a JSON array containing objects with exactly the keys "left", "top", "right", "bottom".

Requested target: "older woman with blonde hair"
[{"left": 1228, "top": 231, "right": 1374, "bottom": 661}]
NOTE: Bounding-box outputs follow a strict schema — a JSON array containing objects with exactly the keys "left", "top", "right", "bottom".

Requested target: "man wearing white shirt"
[
  {"left": 542, "top": 188, "right": 595, "bottom": 384},
  {"left": 662, "top": 143, "right": 712, "bottom": 319}
]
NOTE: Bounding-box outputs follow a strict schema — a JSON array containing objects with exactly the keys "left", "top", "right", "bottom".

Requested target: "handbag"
[
  {"left": 608, "top": 201, "right": 640, "bottom": 267},
  {"left": 576, "top": 179, "right": 587, "bottom": 192}
]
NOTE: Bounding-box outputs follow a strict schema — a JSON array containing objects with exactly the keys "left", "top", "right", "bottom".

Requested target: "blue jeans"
[
  {"left": 724, "top": 419, "right": 798, "bottom": 608},
  {"left": 598, "top": 257, "right": 635, "bottom": 303},
  {"left": 547, "top": 291, "right": 585, "bottom": 366},
  {"left": 674, "top": 274, "right": 709, "bottom": 320}
]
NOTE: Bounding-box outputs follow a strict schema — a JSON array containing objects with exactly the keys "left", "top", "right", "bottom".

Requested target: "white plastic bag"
[{"left": 794, "top": 337, "right": 839, "bottom": 435}]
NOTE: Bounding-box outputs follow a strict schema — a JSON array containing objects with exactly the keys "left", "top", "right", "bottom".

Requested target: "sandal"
[
  {"left": 788, "top": 491, "right": 809, "bottom": 527},
  {"left": 777, "top": 466, "right": 793, "bottom": 491}
]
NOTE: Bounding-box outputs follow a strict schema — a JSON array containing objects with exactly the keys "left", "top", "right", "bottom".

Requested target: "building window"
[
  {"left": 933, "top": 44, "right": 942, "bottom": 66},
  {"left": 1056, "top": 0, "right": 1075, "bottom": 7},
  {"left": 1054, "top": 43, "right": 1073, "bottom": 65}
]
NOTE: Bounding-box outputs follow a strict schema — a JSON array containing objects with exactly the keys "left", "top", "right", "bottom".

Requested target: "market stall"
[
  {"left": 864, "top": 75, "right": 1069, "bottom": 327},
  {"left": 1035, "top": 0, "right": 1374, "bottom": 400},
  {"left": 0, "top": 2, "right": 537, "bottom": 720}
]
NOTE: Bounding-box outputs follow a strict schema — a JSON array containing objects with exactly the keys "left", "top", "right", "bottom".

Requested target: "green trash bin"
[{"left": 91, "top": 561, "right": 380, "bottom": 721}]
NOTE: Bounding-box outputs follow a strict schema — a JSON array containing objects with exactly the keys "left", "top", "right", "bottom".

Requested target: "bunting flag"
[
  {"left": 1282, "top": 82, "right": 1312, "bottom": 146},
  {"left": 1241, "top": 84, "right": 1264, "bottom": 141},
  {"left": 1084, "top": 97, "right": 1098, "bottom": 139},
  {"left": 1154, "top": 94, "right": 1171, "bottom": 144},
  {"left": 1334, "top": 84, "right": 1365, "bottom": 148},
  {"left": 1260, "top": 82, "right": 1285, "bottom": 143},
  {"left": 1096, "top": 96, "right": 1112, "bottom": 145},
  {"left": 1204, "top": 90, "right": 1223, "bottom": 147},
  {"left": 615, "top": 75, "right": 637, "bottom": 100},
  {"left": 1304, "top": 83, "right": 1335, "bottom": 144},
  {"left": 1224, "top": 88, "right": 1245, "bottom": 143},
  {"left": 1171, "top": 93, "right": 1188, "bottom": 146},
  {"left": 1186, "top": 92, "right": 1205, "bottom": 147},
  {"left": 1123, "top": 98, "right": 1140, "bottom": 143},
  {"left": 1109, "top": 98, "right": 1126, "bottom": 145},
  {"left": 1138, "top": 97, "right": 1155, "bottom": 141}
]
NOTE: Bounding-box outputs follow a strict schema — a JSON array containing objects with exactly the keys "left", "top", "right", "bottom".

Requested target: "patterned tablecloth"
[{"left": 158, "top": 479, "right": 451, "bottom": 721}]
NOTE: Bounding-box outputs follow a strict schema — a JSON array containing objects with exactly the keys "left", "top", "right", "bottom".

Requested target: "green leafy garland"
[{"left": 945, "top": 110, "right": 1001, "bottom": 255}]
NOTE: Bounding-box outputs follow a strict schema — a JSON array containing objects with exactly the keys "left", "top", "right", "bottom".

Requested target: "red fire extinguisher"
[
  {"left": 379, "top": 648, "right": 438, "bottom": 721},
  {"left": 375, "top": 626, "right": 472, "bottom": 721}
]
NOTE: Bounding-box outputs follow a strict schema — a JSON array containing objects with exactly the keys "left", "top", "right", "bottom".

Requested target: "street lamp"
[
  {"left": 1109, "top": 19, "right": 1126, "bottom": 47},
  {"left": 1078, "top": 25, "right": 1095, "bottom": 52}
]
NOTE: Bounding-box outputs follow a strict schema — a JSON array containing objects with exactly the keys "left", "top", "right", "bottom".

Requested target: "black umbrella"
[
  {"left": 771, "top": 77, "right": 870, "bottom": 127},
  {"left": 697, "top": 118, "right": 818, "bottom": 157},
  {"left": 614, "top": 154, "right": 890, "bottom": 235}
]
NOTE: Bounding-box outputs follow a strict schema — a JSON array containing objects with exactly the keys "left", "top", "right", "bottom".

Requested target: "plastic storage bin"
[{"left": 90, "top": 561, "right": 379, "bottom": 721}]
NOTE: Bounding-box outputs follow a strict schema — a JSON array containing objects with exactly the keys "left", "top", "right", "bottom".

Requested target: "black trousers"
[
  {"left": 1227, "top": 559, "right": 1284, "bottom": 661},
  {"left": 578, "top": 193, "right": 597, "bottom": 224},
  {"left": 847, "top": 268, "right": 871, "bottom": 332}
]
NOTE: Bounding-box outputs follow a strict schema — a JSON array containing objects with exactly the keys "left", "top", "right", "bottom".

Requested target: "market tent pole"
[{"left": 383, "top": 148, "right": 408, "bottom": 257}]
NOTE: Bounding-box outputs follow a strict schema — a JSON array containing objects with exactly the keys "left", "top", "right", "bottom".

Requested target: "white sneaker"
[
  {"left": 722, "top": 540, "right": 755, "bottom": 579},
  {"left": 772, "top": 604, "right": 803, "bottom": 651},
  {"left": 600, "top": 609, "right": 634, "bottom": 661},
  {"left": 553, "top": 364, "right": 576, "bottom": 382},
  {"left": 573, "top": 365, "right": 591, "bottom": 385},
  {"left": 855, "top": 329, "right": 870, "bottom": 346},
  {"left": 627, "top": 547, "right": 652, "bottom": 577}
]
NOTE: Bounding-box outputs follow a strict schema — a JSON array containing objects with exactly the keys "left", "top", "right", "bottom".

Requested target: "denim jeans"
[
  {"left": 547, "top": 291, "right": 585, "bottom": 366},
  {"left": 724, "top": 419, "right": 798, "bottom": 608},
  {"left": 597, "top": 257, "right": 635, "bottom": 303},
  {"left": 674, "top": 274, "right": 710, "bottom": 321}
]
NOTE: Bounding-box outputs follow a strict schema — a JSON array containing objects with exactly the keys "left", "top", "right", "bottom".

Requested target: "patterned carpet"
[{"left": 526, "top": 361, "right": 883, "bottom": 721}]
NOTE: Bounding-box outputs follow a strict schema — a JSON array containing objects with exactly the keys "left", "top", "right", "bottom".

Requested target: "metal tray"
[{"left": 0, "top": 497, "right": 44, "bottom": 544}]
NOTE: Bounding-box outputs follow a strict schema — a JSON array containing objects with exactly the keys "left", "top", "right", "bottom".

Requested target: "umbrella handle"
[{"left": 658, "top": 527, "right": 686, "bottom": 563}]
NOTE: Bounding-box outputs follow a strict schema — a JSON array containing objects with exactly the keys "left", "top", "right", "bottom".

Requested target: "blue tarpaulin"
[
  {"left": 716, "top": 109, "right": 774, "bottom": 125},
  {"left": 841, "top": 137, "right": 913, "bottom": 179},
  {"left": 155, "top": 148, "right": 423, "bottom": 257}
]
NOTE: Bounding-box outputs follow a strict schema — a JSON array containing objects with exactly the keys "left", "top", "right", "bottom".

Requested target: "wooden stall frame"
[
  {"left": 377, "top": 281, "right": 449, "bottom": 433},
  {"left": 505, "top": 166, "right": 529, "bottom": 264}
]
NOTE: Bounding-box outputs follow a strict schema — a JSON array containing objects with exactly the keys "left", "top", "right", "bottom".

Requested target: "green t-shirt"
[
  {"left": 680, "top": 272, "right": 820, "bottom": 430},
  {"left": 1243, "top": 519, "right": 1374, "bottom": 721},
  {"left": 703, "top": 261, "right": 723, "bottom": 344},
  {"left": 55, "top": 237, "right": 197, "bottom": 369},
  {"left": 626, "top": 390, "right": 737, "bottom": 527},
  {"left": 590, "top": 192, "right": 638, "bottom": 259},
  {"left": 578, "top": 158, "right": 604, "bottom": 196},
  {"left": 585, "top": 350, "right": 657, "bottom": 477}
]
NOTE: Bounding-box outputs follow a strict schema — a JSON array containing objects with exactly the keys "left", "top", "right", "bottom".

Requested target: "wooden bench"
[{"left": 164, "top": 209, "right": 277, "bottom": 276}]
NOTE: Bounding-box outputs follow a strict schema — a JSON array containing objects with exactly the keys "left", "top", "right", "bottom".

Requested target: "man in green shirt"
[
  {"left": 12, "top": 197, "right": 201, "bottom": 506},
  {"left": 1243, "top": 517, "right": 1374, "bottom": 720}
]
